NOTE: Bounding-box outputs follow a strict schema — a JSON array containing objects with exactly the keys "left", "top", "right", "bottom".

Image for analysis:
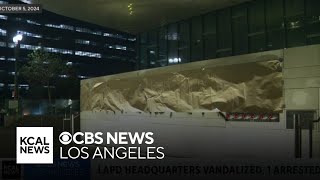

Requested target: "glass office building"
[
  {"left": 0, "top": 0, "right": 136, "bottom": 103},
  {"left": 137, "top": 0, "right": 320, "bottom": 69}
]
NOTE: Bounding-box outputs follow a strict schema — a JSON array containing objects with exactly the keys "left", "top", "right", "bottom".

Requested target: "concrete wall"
[
  {"left": 283, "top": 44, "right": 320, "bottom": 158},
  {"left": 81, "top": 111, "right": 294, "bottom": 160},
  {"left": 284, "top": 44, "right": 320, "bottom": 111},
  {"left": 81, "top": 44, "right": 320, "bottom": 159}
]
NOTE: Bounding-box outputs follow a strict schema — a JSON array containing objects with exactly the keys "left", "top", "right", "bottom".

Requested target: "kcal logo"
[{"left": 16, "top": 127, "right": 53, "bottom": 164}]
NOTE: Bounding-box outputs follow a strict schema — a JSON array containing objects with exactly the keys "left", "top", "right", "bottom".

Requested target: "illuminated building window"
[
  {"left": 115, "top": 45, "right": 127, "bottom": 50},
  {"left": 15, "top": 17, "right": 41, "bottom": 25},
  {"left": 168, "top": 58, "right": 181, "bottom": 64},
  {"left": 128, "top": 37, "right": 136, "bottom": 41},
  {"left": 20, "top": 0, "right": 31, "bottom": 4},
  {"left": 59, "top": 75, "right": 68, "bottom": 78},
  {"left": 26, "top": 20, "right": 41, "bottom": 25},
  {"left": 60, "top": 24, "right": 74, "bottom": 30},
  {"left": 45, "top": 24, "right": 74, "bottom": 31},
  {"left": 17, "top": 30, "right": 42, "bottom": 38},
  {"left": 44, "top": 47, "right": 57, "bottom": 53},
  {"left": 166, "top": 33, "right": 178, "bottom": 40},
  {"left": 76, "top": 27, "right": 102, "bottom": 35},
  {"left": 103, "top": 33, "right": 112, "bottom": 37},
  {"left": 61, "top": 50, "right": 73, "bottom": 55},
  {"left": 95, "top": 31, "right": 102, "bottom": 35},
  {"left": 75, "top": 39, "right": 97, "bottom": 46},
  {"left": 104, "top": 33, "right": 127, "bottom": 40},
  {"left": 43, "top": 47, "right": 73, "bottom": 55},
  {"left": 75, "top": 39, "right": 89, "bottom": 45},
  {"left": 0, "top": 15, "right": 7, "bottom": 20},
  {"left": 0, "top": 28, "right": 6, "bottom": 36},
  {"left": 107, "top": 44, "right": 127, "bottom": 51},
  {"left": 75, "top": 51, "right": 102, "bottom": 58},
  {"left": 7, "top": 58, "right": 15, "bottom": 61},
  {"left": 20, "top": 44, "right": 41, "bottom": 50},
  {"left": 78, "top": 75, "right": 88, "bottom": 79},
  {"left": 0, "top": 1, "right": 8, "bottom": 4},
  {"left": 0, "top": 41, "right": 6, "bottom": 47},
  {"left": 19, "top": 84, "right": 29, "bottom": 90}
]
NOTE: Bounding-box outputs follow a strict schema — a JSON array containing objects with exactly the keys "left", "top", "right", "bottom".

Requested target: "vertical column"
[{"left": 294, "top": 114, "right": 302, "bottom": 158}]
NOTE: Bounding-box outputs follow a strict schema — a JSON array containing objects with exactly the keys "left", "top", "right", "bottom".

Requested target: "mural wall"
[{"left": 81, "top": 58, "right": 283, "bottom": 113}]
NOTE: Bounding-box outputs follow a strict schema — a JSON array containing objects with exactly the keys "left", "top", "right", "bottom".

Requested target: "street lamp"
[
  {"left": 13, "top": 34, "right": 23, "bottom": 44},
  {"left": 12, "top": 34, "right": 23, "bottom": 100}
]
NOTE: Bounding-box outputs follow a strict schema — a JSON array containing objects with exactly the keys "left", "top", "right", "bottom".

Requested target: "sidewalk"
[{"left": 0, "top": 127, "right": 16, "bottom": 158}]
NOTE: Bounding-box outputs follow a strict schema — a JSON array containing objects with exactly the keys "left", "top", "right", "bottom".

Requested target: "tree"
[{"left": 20, "top": 49, "right": 69, "bottom": 108}]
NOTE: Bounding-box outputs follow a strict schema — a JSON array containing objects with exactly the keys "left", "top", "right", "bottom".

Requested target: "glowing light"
[
  {"left": 13, "top": 34, "right": 23, "bottom": 44},
  {"left": 128, "top": 3, "right": 134, "bottom": 15},
  {"left": 169, "top": 57, "right": 181, "bottom": 64}
]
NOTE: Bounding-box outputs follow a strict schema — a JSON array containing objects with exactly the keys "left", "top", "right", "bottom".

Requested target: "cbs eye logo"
[{"left": 59, "top": 132, "right": 72, "bottom": 145}]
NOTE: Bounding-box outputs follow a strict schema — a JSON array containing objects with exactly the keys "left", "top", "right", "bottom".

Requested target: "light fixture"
[
  {"left": 169, "top": 58, "right": 181, "bottom": 64},
  {"left": 128, "top": 3, "right": 134, "bottom": 15},
  {"left": 13, "top": 33, "right": 23, "bottom": 101},
  {"left": 13, "top": 34, "right": 23, "bottom": 44}
]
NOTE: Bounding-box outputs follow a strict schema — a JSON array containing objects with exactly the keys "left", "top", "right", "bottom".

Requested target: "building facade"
[
  {"left": 0, "top": 0, "right": 137, "bottom": 109},
  {"left": 137, "top": 0, "right": 320, "bottom": 69}
]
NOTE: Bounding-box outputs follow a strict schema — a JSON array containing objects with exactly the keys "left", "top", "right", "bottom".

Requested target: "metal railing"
[{"left": 62, "top": 105, "right": 79, "bottom": 135}]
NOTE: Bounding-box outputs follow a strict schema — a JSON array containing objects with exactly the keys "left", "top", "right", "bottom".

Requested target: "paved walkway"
[{"left": 0, "top": 127, "right": 16, "bottom": 158}]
